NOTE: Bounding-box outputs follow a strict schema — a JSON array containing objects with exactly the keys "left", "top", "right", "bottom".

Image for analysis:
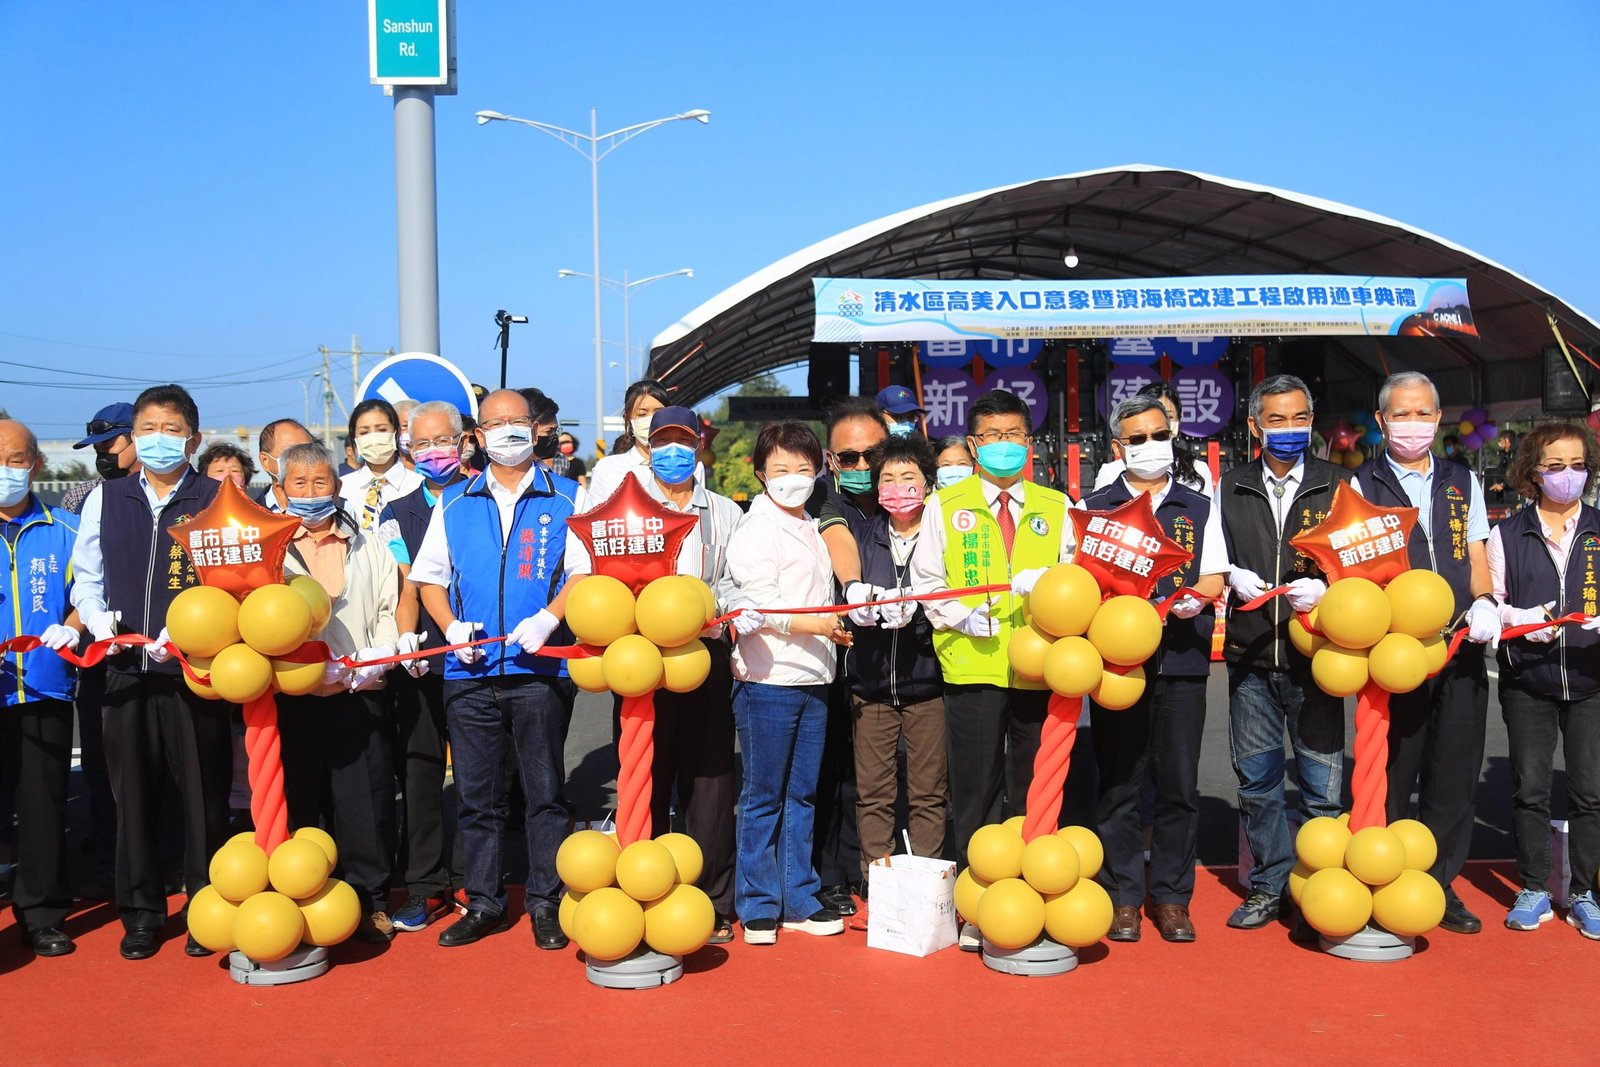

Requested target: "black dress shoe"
[
  {"left": 531, "top": 907, "right": 568, "bottom": 950},
  {"left": 437, "top": 909, "right": 509, "bottom": 947},
  {"left": 1226, "top": 890, "right": 1283, "bottom": 930},
  {"left": 1439, "top": 895, "right": 1482, "bottom": 934},
  {"left": 25, "top": 927, "right": 75, "bottom": 957},
  {"left": 185, "top": 933, "right": 215, "bottom": 957},
  {"left": 120, "top": 928, "right": 161, "bottom": 960},
  {"left": 820, "top": 884, "right": 857, "bottom": 917}
]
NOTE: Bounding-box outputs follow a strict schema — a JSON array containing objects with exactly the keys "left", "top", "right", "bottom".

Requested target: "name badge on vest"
[{"left": 1028, "top": 515, "right": 1049, "bottom": 537}]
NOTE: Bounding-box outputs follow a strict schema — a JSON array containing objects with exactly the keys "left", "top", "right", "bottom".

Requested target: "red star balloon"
[
  {"left": 1069, "top": 492, "right": 1193, "bottom": 599},
  {"left": 168, "top": 476, "right": 302, "bottom": 599},
  {"left": 1289, "top": 481, "right": 1418, "bottom": 586},
  {"left": 567, "top": 474, "right": 699, "bottom": 592}
]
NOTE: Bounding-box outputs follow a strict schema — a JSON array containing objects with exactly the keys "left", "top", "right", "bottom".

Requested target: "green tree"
[{"left": 699, "top": 374, "right": 787, "bottom": 501}]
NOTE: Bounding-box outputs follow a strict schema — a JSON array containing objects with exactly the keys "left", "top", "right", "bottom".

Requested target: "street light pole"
[
  {"left": 495, "top": 309, "right": 529, "bottom": 388},
  {"left": 590, "top": 107, "right": 603, "bottom": 453},
  {"left": 556, "top": 267, "right": 694, "bottom": 386}
]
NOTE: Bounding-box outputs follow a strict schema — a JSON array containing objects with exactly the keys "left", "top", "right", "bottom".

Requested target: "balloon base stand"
[
  {"left": 981, "top": 935, "right": 1078, "bottom": 976},
  {"left": 585, "top": 947, "right": 684, "bottom": 989},
  {"left": 228, "top": 945, "right": 329, "bottom": 985},
  {"left": 1319, "top": 924, "right": 1415, "bottom": 962}
]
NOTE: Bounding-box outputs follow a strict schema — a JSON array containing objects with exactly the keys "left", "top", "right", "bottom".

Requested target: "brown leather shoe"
[
  {"left": 1108, "top": 904, "right": 1141, "bottom": 942},
  {"left": 1151, "top": 903, "right": 1196, "bottom": 942}
]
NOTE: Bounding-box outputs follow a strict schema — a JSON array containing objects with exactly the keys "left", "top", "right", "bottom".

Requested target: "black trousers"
[
  {"left": 1500, "top": 684, "right": 1600, "bottom": 899},
  {"left": 1386, "top": 649, "right": 1487, "bottom": 891},
  {"left": 945, "top": 684, "right": 1048, "bottom": 868},
  {"left": 393, "top": 670, "right": 456, "bottom": 897},
  {"left": 652, "top": 643, "right": 737, "bottom": 914},
  {"left": 102, "top": 671, "right": 231, "bottom": 932},
  {"left": 1092, "top": 677, "right": 1207, "bottom": 908},
  {"left": 812, "top": 676, "right": 862, "bottom": 887},
  {"left": 278, "top": 690, "right": 395, "bottom": 913},
  {"left": 74, "top": 665, "right": 117, "bottom": 865},
  {"left": 2, "top": 698, "right": 73, "bottom": 931}
]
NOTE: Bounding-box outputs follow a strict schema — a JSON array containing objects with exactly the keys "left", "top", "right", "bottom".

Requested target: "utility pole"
[
  {"left": 320, "top": 348, "right": 335, "bottom": 449},
  {"left": 351, "top": 334, "right": 362, "bottom": 406},
  {"left": 318, "top": 336, "right": 394, "bottom": 440}
]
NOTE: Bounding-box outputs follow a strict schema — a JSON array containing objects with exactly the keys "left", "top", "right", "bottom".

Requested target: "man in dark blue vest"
[
  {"left": 1086, "top": 396, "right": 1227, "bottom": 944},
  {"left": 1353, "top": 370, "right": 1497, "bottom": 934},
  {"left": 69, "top": 384, "right": 229, "bottom": 960}
]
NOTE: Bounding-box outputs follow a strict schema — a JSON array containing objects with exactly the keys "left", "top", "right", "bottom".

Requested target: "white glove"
[
  {"left": 1011, "top": 567, "right": 1049, "bottom": 598},
  {"left": 954, "top": 600, "right": 1000, "bottom": 638},
  {"left": 1229, "top": 567, "right": 1266, "bottom": 602},
  {"left": 699, "top": 622, "right": 726, "bottom": 641},
  {"left": 878, "top": 598, "right": 916, "bottom": 630},
  {"left": 1507, "top": 602, "right": 1558, "bottom": 643},
  {"left": 347, "top": 646, "right": 394, "bottom": 691},
  {"left": 507, "top": 609, "right": 560, "bottom": 654},
  {"left": 322, "top": 661, "right": 350, "bottom": 688},
  {"left": 843, "top": 581, "right": 882, "bottom": 606},
  {"left": 398, "top": 631, "right": 431, "bottom": 678},
  {"left": 1583, "top": 615, "right": 1600, "bottom": 632},
  {"left": 446, "top": 619, "right": 484, "bottom": 665},
  {"left": 730, "top": 609, "right": 765, "bottom": 637},
  {"left": 144, "top": 627, "right": 173, "bottom": 664},
  {"left": 1285, "top": 578, "right": 1327, "bottom": 614},
  {"left": 847, "top": 602, "right": 881, "bottom": 627},
  {"left": 1168, "top": 591, "right": 1205, "bottom": 619},
  {"left": 38, "top": 624, "right": 79, "bottom": 652},
  {"left": 84, "top": 609, "right": 121, "bottom": 643},
  {"left": 1465, "top": 599, "right": 1501, "bottom": 644}
]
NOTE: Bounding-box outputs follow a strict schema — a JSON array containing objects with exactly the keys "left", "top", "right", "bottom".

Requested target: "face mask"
[
  {"left": 559, "top": 442, "right": 575, "bottom": 456},
  {"left": 356, "top": 432, "right": 397, "bottom": 466},
  {"left": 838, "top": 468, "right": 874, "bottom": 494},
  {"left": 650, "top": 443, "right": 697, "bottom": 485},
  {"left": 413, "top": 445, "right": 460, "bottom": 484},
  {"left": 887, "top": 419, "right": 914, "bottom": 439},
  {"left": 630, "top": 416, "right": 654, "bottom": 443},
  {"left": 286, "top": 495, "right": 337, "bottom": 525},
  {"left": 133, "top": 432, "right": 190, "bottom": 475},
  {"left": 975, "top": 441, "right": 1028, "bottom": 479},
  {"left": 764, "top": 473, "right": 813, "bottom": 509},
  {"left": 0, "top": 466, "right": 31, "bottom": 507},
  {"left": 96, "top": 449, "right": 130, "bottom": 480},
  {"left": 935, "top": 465, "right": 972, "bottom": 490},
  {"left": 1384, "top": 420, "right": 1437, "bottom": 462},
  {"left": 398, "top": 431, "right": 411, "bottom": 454},
  {"left": 1123, "top": 438, "right": 1174, "bottom": 480},
  {"left": 877, "top": 482, "right": 925, "bottom": 517},
  {"left": 1540, "top": 468, "right": 1587, "bottom": 505},
  {"left": 483, "top": 424, "right": 534, "bottom": 467},
  {"left": 460, "top": 440, "right": 477, "bottom": 468},
  {"left": 533, "top": 432, "right": 560, "bottom": 461},
  {"left": 1261, "top": 427, "right": 1311, "bottom": 462}
]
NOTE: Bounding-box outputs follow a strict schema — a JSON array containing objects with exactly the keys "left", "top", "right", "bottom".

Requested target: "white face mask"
[
  {"left": 1123, "top": 438, "right": 1174, "bottom": 480},
  {"left": 483, "top": 424, "right": 534, "bottom": 467},
  {"left": 630, "top": 416, "right": 654, "bottom": 443},
  {"left": 764, "top": 473, "right": 814, "bottom": 509}
]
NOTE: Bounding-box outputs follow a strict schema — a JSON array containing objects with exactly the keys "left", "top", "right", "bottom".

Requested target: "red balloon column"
[
  {"left": 1021, "top": 694, "right": 1078, "bottom": 842},
  {"left": 243, "top": 695, "right": 290, "bottom": 852},
  {"left": 615, "top": 695, "right": 656, "bottom": 848}
]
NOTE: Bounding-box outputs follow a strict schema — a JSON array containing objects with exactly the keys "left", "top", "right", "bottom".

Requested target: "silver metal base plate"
[
  {"left": 584, "top": 947, "right": 685, "bottom": 989},
  {"left": 981, "top": 935, "right": 1079, "bottom": 976},
  {"left": 1320, "top": 924, "right": 1416, "bottom": 962},
  {"left": 228, "top": 944, "right": 330, "bottom": 985}
]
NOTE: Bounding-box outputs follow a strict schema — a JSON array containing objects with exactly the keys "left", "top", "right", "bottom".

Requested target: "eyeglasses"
[
  {"left": 478, "top": 417, "right": 534, "bottom": 431},
  {"left": 413, "top": 434, "right": 460, "bottom": 450},
  {"left": 971, "top": 430, "right": 1030, "bottom": 444},
  {"left": 831, "top": 447, "right": 882, "bottom": 468},
  {"left": 85, "top": 419, "right": 128, "bottom": 437},
  {"left": 1119, "top": 429, "right": 1173, "bottom": 447},
  {"left": 1543, "top": 462, "right": 1588, "bottom": 472}
]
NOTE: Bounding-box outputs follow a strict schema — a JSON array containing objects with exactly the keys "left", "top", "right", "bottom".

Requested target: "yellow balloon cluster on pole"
[
  {"left": 1306, "top": 572, "right": 1440, "bottom": 696},
  {"left": 1293, "top": 816, "right": 1444, "bottom": 939},
  {"left": 961, "top": 822, "right": 1111, "bottom": 949},
  {"left": 191, "top": 830, "right": 358, "bottom": 959},
  {"left": 166, "top": 575, "right": 332, "bottom": 701},
  {"left": 558, "top": 828, "right": 714, "bottom": 960},
  {"left": 1019, "top": 563, "right": 1172, "bottom": 709},
  {"left": 566, "top": 574, "right": 716, "bottom": 697}
]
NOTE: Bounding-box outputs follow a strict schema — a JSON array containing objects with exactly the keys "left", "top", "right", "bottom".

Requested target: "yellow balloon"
[
  {"left": 559, "top": 889, "right": 587, "bottom": 940},
  {"left": 297, "top": 878, "right": 361, "bottom": 947},
  {"left": 237, "top": 584, "right": 315, "bottom": 657},
  {"left": 1300, "top": 867, "right": 1374, "bottom": 938},
  {"left": 268, "top": 838, "right": 331, "bottom": 900},
  {"left": 232, "top": 891, "right": 306, "bottom": 962},
  {"left": 1287, "top": 860, "right": 1315, "bottom": 907},
  {"left": 292, "top": 826, "right": 338, "bottom": 871},
  {"left": 1091, "top": 666, "right": 1147, "bottom": 711},
  {"left": 1341, "top": 450, "right": 1365, "bottom": 470},
  {"left": 1370, "top": 868, "right": 1446, "bottom": 936},
  {"left": 288, "top": 575, "right": 333, "bottom": 633},
  {"left": 1458, "top": 419, "right": 1476, "bottom": 436},
  {"left": 567, "top": 654, "right": 609, "bottom": 693},
  {"left": 1020, "top": 834, "right": 1081, "bottom": 895},
  {"left": 642, "top": 883, "right": 715, "bottom": 956},
  {"left": 1086, "top": 596, "right": 1162, "bottom": 666},
  {"left": 1288, "top": 608, "right": 1326, "bottom": 658},
  {"left": 636, "top": 575, "right": 708, "bottom": 648},
  {"left": 1420, "top": 634, "right": 1448, "bottom": 676},
  {"left": 691, "top": 577, "right": 718, "bottom": 625},
  {"left": 1002, "top": 815, "right": 1026, "bottom": 835},
  {"left": 1345, "top": 826, "right": 1407, "bottom": 887},
  {"left": 615, "top": 840, "right": 677, "bottom": 903},
  {"left": 573, "top": 887, "right": 645, "bottom": 961},
  {"left": 272, "top": 654, "right": 324, "bottom": 696},
  {"left": 1295, "top": 816, "right": 1353, "bottom": 871},
  {"left": 186, "top": 885, "right": 240, "bottom": 953},
  {"left": 228, "top": 830, "right": 259, "bottom": 847},
  {"left": 184, "top": 655, "right": 222, "bottom": 701},
  {"left": 977, "top": 877, "right": 1046, "bottom": 949},
  {"left": 1006, "top": 622, "right": 1055, "bottom": 682},
  {"left": 1043, "top": 636, "right": 1104, "bottom": 698},
  {"left": 660, "top": 640, "right": 711, "bottom": 694},
  {"left": 1317, "top": 578, "right": 1391, "bottom": 649},
  {"left": 1383, "top": 570, "right": 1454, "bottom": 638},
  {"left": 953, "top": 868, "right": 991, "bottom": 924},
  {"left": 1057, "top": 825, "right": 1104, "bottom": 880},
  {"left": 1027, "top": 564, "right": 1103, "bottom": 638},
  {"left": 1388, "top": 818, "right": 1438, "bottom": 871},
  {"left": 1368, "top": 632, "right": 1428, "bottom": 694},
  {"left": 566, "top": 575, "right": 638, "bottom": 647},
  {"left": 556, "top": 829, "right": 621, "bottom": 893},
  {"left": 209, "top": 839, "right": 269, "bottom": 902},
  {"left": 165, "top": 585, "right": 241, "bottom": 658},
  {"left": 208, "top": 643, "right": 275, "bottom": 703},
  {"left": 656, "top": 832, "right": 704, "bottom": 886},
  {"left": 1311, "top": 644, "right": 1369, "bottom": 698},
  {"left": 1042, "top": 877, "right": 1114, "bottom": 947},
  {"left": 966, "top": 824, "right": 1025, "bottom": 883},
  {"left": 602, "top": 635, "right": 665, "bottom": 698}
]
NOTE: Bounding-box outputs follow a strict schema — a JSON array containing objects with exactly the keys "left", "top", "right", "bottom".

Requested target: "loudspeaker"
[
  {"left": 808, "top": 344, "right": 852, "bottom": 403},
  {"left": 1544, "top": 343, "right": 1593, "bottom": 416}
]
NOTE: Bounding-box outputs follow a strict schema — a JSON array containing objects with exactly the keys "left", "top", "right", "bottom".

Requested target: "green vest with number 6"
[{"left": 933, "top": 475, "right": 1067, "bottom": 688}]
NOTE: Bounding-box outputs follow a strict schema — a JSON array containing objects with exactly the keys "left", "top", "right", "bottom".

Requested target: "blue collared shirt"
[{"left": 1351, "top": 453, "right": 1489, "bottom": 543}]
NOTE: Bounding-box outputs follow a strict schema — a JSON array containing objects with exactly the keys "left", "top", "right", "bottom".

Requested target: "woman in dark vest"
[{"left": 1487, "top": 421, "right": 1600, "bottom": 938}]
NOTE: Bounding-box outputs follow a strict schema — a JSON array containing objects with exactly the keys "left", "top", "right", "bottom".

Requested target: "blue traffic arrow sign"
[{"left": 358, "top": 351, "right": 479, "bottom": 418}]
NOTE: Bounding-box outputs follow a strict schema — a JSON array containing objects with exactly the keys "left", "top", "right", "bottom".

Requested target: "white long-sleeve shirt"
[{"left": 726, "top": 493, "right": 836, "bottom": 686}]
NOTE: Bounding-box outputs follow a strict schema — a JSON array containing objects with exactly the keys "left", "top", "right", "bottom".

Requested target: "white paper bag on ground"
[
  {"left": 866, "top": 854, "right": 958, "bottom": 957},
  {"left": 1548, "top": 819, "right": 1571, "bottom": 903}
]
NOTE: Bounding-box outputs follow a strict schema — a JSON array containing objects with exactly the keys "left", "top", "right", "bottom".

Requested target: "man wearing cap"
[
  {"left": 61, "top": 402, "right": 138, "bottom": 515},
  {"left": 877, "top": 385, "right": 926, "bottom": 440}
]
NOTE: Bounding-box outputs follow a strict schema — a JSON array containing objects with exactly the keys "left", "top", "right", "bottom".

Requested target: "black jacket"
[{"left": 842, "top": 513, "right": 940, "bottom": 706}]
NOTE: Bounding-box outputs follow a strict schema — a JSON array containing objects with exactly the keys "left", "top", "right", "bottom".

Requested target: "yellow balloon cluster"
[
  {"left": 166, "top": 578, "right": 332, "bottom": 702},
  {"left": 187, "top": 827, "right": 359, "bottom": 959},
  {"left": 564, "top": 575, "right": 717, "bottom": 697},
  {"left": 556, "top": 831, "right": 715, "bottom": 960},
  {"left": 1306, "top": 572, "right": 1453, "bottom": 697},
  {"left": 1291, "top": 816, "right": 1445, "bottom": 938},
  {"left": 1013, "top": 563, "right": 1161, "bottom": 708},
  {"left": 955, "top": 822, "right": 1113, "bottom": 950}
]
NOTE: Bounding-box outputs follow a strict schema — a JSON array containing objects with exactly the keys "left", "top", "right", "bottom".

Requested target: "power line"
[
  {"left": 0, "top": 354, "right": 320, "bottom": 385},
  {"left": 0, "top": 329, "right": 316, "bottom": 361}
]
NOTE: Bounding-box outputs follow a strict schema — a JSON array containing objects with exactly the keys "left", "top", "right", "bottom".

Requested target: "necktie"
[
  {"left": 363, "top": 478, "right": 383, "bottom": 530},
  {"left": 995, "top": 490, "right": 1016, "bottom": 558}
]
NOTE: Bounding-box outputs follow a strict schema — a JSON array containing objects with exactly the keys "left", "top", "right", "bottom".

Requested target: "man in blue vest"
[
  {"left": 1352, "top": 370, "right": 1497, "bottom": 934},
  {"left": 409, "top": 389, "right": 586, "bottom": 949},
  {"left": 69, "top": 384, "right": 229, "bottom": 960}
]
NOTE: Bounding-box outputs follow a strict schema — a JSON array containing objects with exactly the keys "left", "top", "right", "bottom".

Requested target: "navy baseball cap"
[
  {"left": 649, "top": 406, "right": 701, "bottom": 437},
  {"left": 74, "top": 402, "right": 134, "bottom": 449},
  {"left": 876, "top": 385, "right": 924, "bottom": 416}
]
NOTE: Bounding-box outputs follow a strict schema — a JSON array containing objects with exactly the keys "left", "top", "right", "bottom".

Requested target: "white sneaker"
[
  {"left": 742, "top": 918, "right": 777, "bottom": 945},
  {"left": 782, "top": 908, "right": 844, "bottom": 936},
  {"left": 959, "top": 921, "right": 982, "bottom": 952}
]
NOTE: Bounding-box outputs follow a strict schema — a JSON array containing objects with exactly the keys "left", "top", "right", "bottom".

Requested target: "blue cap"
[
  {"left": 876, "top": 385, "right": 924, "bottom": 416},
  {"left": 649, "top": 405, "right": 701, "bottom": 437},
  {"left": 74, "top": 402, "right": 134, "bottom": 449}
]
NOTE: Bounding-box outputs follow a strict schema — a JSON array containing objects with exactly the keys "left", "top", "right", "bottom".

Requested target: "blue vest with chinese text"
[
  {"left": 1495, "top": 504, "right": 1600, "bottom": 701},
  {"left": 1355, "top": 455, "right": 1475, "bottom": 617},
  {"left": 0, "top": 497, "right": 79, "bottom": 704}
]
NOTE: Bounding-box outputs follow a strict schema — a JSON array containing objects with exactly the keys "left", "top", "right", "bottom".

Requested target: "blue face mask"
[
  {"left": 975, "top": 441, "right": 1028, "bottom": 479},
  {"left": 133, "top": 432, "right": 190, "bottom": 474},
  {"left": 0, "top": 466, "right": 31, "bottom": 507},
  {"left": 649, "top": 443, "right": 698, "bottom": 486},
  {"left": 1261, "top": 427, "right": 1312, "bottom": 462},
  {"left": 887, "top": 419, "right": 915, "bottom": 439},
  {"left": 935, "top": 465, "right": 972, "bottom": 490},
  {"left": 286, "top": 495, "right": 338, "bottom": 524},
  {"left": 838, "top": 468, "right": 874, "bottom": 494}
]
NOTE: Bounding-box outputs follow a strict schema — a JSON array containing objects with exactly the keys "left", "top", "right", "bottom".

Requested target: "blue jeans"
[
  {"left": 1229, "top": 665, "right": 1344, "bottom": 895},
  {"left": 733, "top": 680, "right": 828, "bottom": 922},
  {"left": 445, "top": 676, "right": 574, "bottom": 916}
]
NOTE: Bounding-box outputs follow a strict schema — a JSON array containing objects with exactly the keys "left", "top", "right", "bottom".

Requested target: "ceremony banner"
[{"left": 813, "top": 276, "right": 1475, "bottom": 343}]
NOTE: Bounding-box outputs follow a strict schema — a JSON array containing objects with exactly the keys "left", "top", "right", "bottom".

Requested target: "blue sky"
[{"left": 2, "top": 1, "right": 1596, "bottom": 442}]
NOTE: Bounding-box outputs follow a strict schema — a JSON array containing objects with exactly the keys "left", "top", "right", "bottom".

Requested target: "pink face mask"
[
  {"left": 1384, "top": 419, "right": 1438, "bottom": 461},
  {"left": 878, "top": 482, "right": 926, "bottom": 517}
]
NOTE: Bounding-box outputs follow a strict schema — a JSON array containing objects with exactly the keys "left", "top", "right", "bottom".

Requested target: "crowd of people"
[{"left": 1, "top": 366, "right": 1596, "bottom": 965}]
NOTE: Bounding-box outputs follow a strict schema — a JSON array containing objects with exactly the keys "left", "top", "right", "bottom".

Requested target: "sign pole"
[{"left": 394, "top": 85, "right": 441, "bottom": 356}]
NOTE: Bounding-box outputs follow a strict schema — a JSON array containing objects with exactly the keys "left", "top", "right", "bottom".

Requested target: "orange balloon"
[{"left": 170, "top": 476, "right": 301, "bottom": 598}]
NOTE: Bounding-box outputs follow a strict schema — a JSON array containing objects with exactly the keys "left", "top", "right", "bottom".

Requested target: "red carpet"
[{"left": 2, "top": 861, "right": 1591, "bottom": 1065}]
